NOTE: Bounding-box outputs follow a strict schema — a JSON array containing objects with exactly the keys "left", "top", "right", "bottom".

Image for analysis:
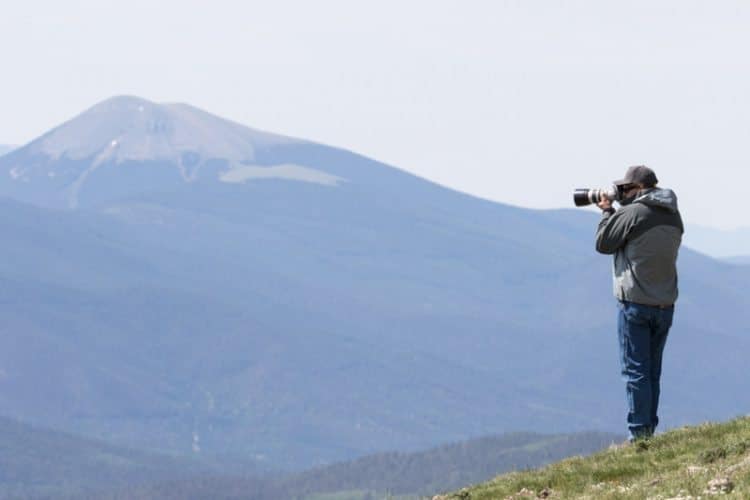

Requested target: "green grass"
[
  {"left": 437, "top": 416, "right": 750, "bottom": 499},
  {"left": 305, "top": 491, "right": 418, "bottom": 500}
]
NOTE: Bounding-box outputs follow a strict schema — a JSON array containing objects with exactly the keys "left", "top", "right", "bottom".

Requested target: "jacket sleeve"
[{"left": 595, "top": 208, "right": 634, "bottom": 254}]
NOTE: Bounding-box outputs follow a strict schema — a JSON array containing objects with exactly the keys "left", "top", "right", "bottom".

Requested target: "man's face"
[
  {"left": 623, "top": 185, "right": 641, "bottom": 198},
  {"left": 617, "top": 184, "right": 643, "bottom": 206}
]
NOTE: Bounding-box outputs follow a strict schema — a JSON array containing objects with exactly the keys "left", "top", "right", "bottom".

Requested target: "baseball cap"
[{"left": 614, "top": 165, "right": 658, "bottom": 187}]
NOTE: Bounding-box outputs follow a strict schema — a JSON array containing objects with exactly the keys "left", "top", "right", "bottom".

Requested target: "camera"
[{"left": 573, "top": 185, "right": 626, "bottom": 207}]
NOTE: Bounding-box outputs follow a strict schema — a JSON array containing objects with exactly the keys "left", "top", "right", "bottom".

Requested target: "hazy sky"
[{"left": 1, "top": 1, "right": 748, "bottom": 228}]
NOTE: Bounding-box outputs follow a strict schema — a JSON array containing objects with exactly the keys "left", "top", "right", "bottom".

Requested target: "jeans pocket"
[{"left": 621, "top": 301, "right": 649, "bottom": 325}]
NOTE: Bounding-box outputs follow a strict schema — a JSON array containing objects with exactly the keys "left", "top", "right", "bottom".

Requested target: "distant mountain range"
[
  {"left": 0, "top": 416, "right": 219, "bottom": 499},
  {"left": 252, "top": 430, "right": 620, "bottom": 500},
  {"left": 0, "top": 415, "right": 618, "bottom": 500},
  {"left": 1, "top": 96, "right": 748, "bottom": 470},
  {"left": 683, "top": 224, "right": 750, "bottom": 259},
  {"left": 0, "top": 144, "right": 15, "bottom": 156}
]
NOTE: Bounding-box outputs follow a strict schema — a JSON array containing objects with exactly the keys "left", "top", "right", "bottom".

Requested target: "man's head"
[
  {"left": 614, "top": 166, "right": 658, "bottom": 204},
  {"left": 614, "top": 165, "right": 658, "bottom": 190}
]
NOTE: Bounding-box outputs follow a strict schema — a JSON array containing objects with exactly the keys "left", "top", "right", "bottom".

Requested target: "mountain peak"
[
  {"left": 0, "top": 96, "right": 311, "bottom": 207},
  {"left": 90, "top": 94, "right": 156, "bottom": 109},
  {"left": 29, "top": 95, "right": 297, "bottom": 165}
]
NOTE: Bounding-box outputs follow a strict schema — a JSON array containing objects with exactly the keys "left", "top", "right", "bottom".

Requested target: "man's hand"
[{"left": 597, "top": 198, "right": 613, "bottom": 211}]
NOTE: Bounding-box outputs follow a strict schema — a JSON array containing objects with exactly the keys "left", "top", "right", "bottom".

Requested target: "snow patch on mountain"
[
  {"left": 219, "top": 164, "right": 344, "bottom": 187},
  {"left": 67, "top": 138, "right": 122, "bottom": 208}
]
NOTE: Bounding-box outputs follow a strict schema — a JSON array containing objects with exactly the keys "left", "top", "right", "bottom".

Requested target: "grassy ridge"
[{"left": 438, "top": 416, "right": 750, "bottom": 499}]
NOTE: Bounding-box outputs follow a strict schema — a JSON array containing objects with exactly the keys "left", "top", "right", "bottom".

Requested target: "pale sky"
[{"left": 1, "top": 0, "right": 748, "bottom": 229}]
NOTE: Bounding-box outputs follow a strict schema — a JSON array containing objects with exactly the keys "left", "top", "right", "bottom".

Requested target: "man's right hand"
[{"left": 597, "top": 198, "right": 613, "bottom": 211}]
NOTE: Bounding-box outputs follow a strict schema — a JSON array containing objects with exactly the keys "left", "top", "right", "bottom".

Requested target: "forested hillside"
[
  {"left": 79, "top": 431, "right": 620, "bottom": 499},
  {"left": 0, "top": 417, "right": 226, "bottom": 499}
]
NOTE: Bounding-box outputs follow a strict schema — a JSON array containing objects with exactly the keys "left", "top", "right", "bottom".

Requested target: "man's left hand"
[{"left": 597, "top": 198, "right": 613, "bottom": 211}]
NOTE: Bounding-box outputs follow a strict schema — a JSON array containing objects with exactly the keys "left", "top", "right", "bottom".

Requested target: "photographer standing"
[{"left": 595, "top": 166, "right": 683, "bottom": 441}]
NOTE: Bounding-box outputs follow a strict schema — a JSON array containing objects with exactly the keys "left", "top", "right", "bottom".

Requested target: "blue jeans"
[{"left": 617, "top": 300, "right": 673, "bottom": 440}]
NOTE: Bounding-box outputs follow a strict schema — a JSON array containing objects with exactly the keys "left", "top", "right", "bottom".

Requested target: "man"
[{"left": 595, "top": 165, "right": 683, "bottom": 441}]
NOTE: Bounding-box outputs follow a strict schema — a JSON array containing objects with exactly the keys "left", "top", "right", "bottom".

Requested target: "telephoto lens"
[{"left": 573, "top": 186, "right": 619, "bottom": 207}]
